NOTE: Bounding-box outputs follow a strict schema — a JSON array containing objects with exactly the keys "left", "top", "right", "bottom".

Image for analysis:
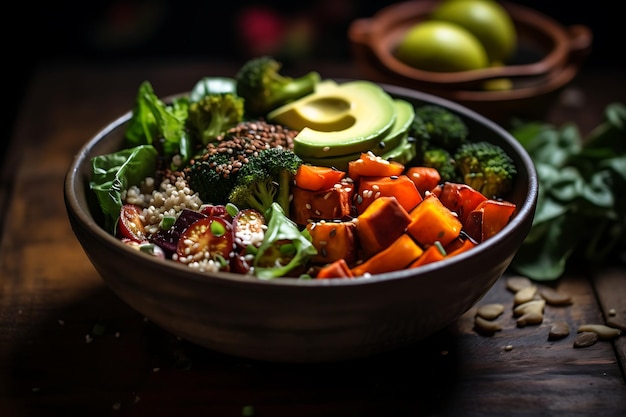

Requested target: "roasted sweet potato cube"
[
  {"left": 464, "top": 199, "right": 516, "bottom": 242},
  {"left": 306, "top": 220, "right": 357, "bottom": 265},
  {"left": 355, "top": 196, "right": 412, "bottom": 258},
  {"left": 351, "top": 233, "right": 424, "bottom": 277},
  {"left": 438, "top": 182, "right": 487, "bottom": 225},
  {"left": 354, "top": 174, "right": 422, "bottom": 215},
  {"left": 290, "top": 180, "right": 354, "bottom": 225},
  {"left": 407, "top": 193, "right": 462, "bottom": 247}
]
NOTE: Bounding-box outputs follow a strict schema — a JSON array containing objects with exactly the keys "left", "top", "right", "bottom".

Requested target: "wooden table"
[{"left": 1, "top": 59, "right": 625, "bottom": 416}]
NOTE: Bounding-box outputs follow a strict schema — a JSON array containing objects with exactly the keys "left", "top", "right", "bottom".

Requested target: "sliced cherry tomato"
[
  {"left": 294, "top": 164, "right": 347, "bottom": 191},
  {"left": 200, "top": 204, "right": 233, "bottom": 222},
  {"left": 118, "top": 204, "right": 146, "bottom": 242},
  {"left": 232, "top": 208, "right": 266, "bottom": 250},
  {"left": 175, "top": 216, "right": 234, "bottom": 268}
]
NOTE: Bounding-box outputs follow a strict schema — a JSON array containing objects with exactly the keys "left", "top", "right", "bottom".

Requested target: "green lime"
[
  {"left": 431, "top": 0, "right": 517, "bottom": 64},
  {"left": 395, "top": 20, "right": 489, "bottom": 72}
]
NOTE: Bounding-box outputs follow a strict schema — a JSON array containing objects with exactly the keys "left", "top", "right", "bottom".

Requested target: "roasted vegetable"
[
  {"left": 306, "top": 220, "right": 358, "bottom": 265},
  {"left": 407, "top": 193, "right": 462, "bottom": 247},
  {"left": 437, "top": 182, "right": 488, "bottom": 226},
  {"left": 454, "top": 141, "right": 517, "bottom": 199},
  {"left": 235, "top": 56, "right": 321, "bottom": 117},
  {"left": 347, "top": 151, "right": 405, "bottom": 180},
  {"left": 354, "top": 174, "right": 423, "bottom": 214},
  {"left": 352, "top": 233, "right": 424, "bottom": 276},
  {"left": 355, "top": 196, "right": 412, "bottom": 258},
  {"left": 464, "top": 199, "right": 517, "bottom": 243},
  {"left": 294, "top": 164, "right": 346, "bottom": 191},
  {"left": 406, "top": 166, "right": 442, "bottom": 196},
  {"left": 316, "top": 259, "right": 355, "bottom": 279},
  {"left": 290, "top": 181, "right": 354, "bottom": 225}
]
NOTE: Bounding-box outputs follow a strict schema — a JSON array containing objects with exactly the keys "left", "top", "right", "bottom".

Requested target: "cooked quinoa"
[{"left": 122, "top": 172, "right": 204, "bottom": 235}]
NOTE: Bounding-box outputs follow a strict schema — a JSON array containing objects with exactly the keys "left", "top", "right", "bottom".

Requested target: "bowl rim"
[
  {"left": 349, "top": 0, "right": 587, "bottom": 86},
  {"left": 64, "top": 81, "right": 538, "bottom": 289}
]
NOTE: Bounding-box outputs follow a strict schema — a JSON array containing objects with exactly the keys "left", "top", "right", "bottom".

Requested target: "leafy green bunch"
[{"left": 509, "top": 103, "right": 626, "bottom": 280}]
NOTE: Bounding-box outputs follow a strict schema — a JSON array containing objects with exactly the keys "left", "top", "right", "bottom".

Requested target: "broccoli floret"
[
  {"left": 186, "top": 93, "right": 245, "bottom": 146},
  {"left": 235, "top": 56, "right": 321, "bottom": 117},
  {"left": 186, "top": 153, "right": 237, "bottom": 205},
  {"left": 422, "top": 147, "right": 458, "bottom": 182},
  {"left": 454, "top": 141, "right": 517, "bottom": 198},
  {"left": 228, "top": 147, "right": 303, "bottom": 217},
  {"left": 410, "top": 104, "right": 469, "bottom": 153}
]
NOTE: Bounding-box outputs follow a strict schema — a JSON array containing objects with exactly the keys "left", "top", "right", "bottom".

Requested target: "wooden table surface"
[{"left": 1, "top": 59, "right": 625, "bottom": 417}]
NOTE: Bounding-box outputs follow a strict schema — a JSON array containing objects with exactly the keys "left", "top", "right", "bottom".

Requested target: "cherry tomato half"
[
  {"left": 175, "top": 217, "right": 234, "bottom": 268},
  {"left": 118, "top": 204, "right": 146, "bottom": 242}
]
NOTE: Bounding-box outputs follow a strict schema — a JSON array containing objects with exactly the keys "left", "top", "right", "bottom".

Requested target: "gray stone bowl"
[{"left": 64, "top": 82, "right": 538, "bottom": 363}]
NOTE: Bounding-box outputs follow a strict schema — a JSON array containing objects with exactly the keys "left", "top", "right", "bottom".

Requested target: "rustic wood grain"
[{"left": 1, "top": 61, "right": 625, "bottom": 417}]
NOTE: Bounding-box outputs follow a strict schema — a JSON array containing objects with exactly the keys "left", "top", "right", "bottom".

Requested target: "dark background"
[{"left": 3, "top": 0, "right": 622, "bottom": 155}]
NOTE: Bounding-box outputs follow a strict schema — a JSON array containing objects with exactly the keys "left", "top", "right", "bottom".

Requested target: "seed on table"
[
  {"left": 513, "top": 299, "right": 545, "bottom": 317},
  {"left": 539, "top": 287, "right": 572, "bottom": 306},
  {"left": 577, "top": 324, "right": 622, "bottom": 340},
  {"left": 548, "top": 321, "right": 570, "bottom": 340},
  {"left": 514, "top": 285, "right": 538, "bottom": 305},
  {"left": 476, "top": 303, "right": 505, "bottom": 320},
  {"left": 516, "top": 310, "right": 543, "bottom": 327},
  {"left": 573, "top": 331, "right": 598, "bottom": 348},
  {"left": 474, "top": 316, "right": 503, "bottom": 335},
  {"left": 506, "top": 275, "right": 533, "bottom": 293}
]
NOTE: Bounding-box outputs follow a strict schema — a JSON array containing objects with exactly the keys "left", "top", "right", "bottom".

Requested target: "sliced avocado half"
[
  {"left": 369, "top": 99, "right": 415, "bottom": 156},
  {"left": 267, "top": 80, "right": 396, "bottom": 158}
]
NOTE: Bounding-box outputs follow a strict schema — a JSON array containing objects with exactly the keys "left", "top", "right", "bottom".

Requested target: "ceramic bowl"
[
  {"left": 349, "top": 0, "right": 592, "bottom": 123},
  {"left": 64, "top": 82, "right": 538, "bottom": 363}
]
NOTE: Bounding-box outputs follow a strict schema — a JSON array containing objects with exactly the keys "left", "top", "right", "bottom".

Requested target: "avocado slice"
[
  {"left": 267, "top": 80, "right": 396, "bottom": 158},
  {"left": 299, "top": 99, "right": 416, "bottom": 171},
  {"left": 379, "top": 136, "right": 418, "bottom": 165},
  {"left": 369, "top": 99, "right": 415, "bottom": 156}
]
